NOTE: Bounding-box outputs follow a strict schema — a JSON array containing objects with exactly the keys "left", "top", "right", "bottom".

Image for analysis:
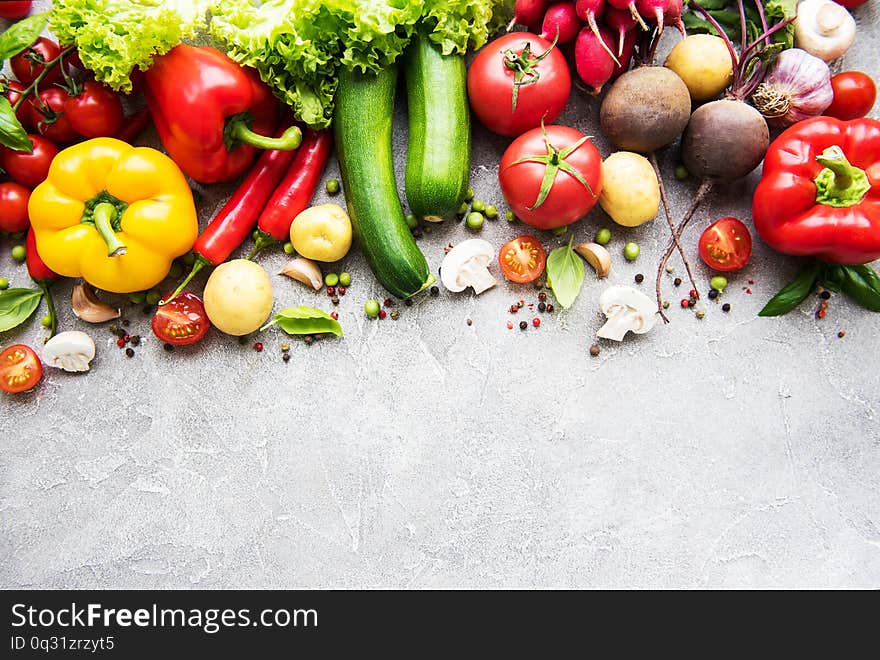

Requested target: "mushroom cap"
[
  {"left": 597, "top": 285, "right": 658, "bottom": 340},
  {"left": 440, "top": 239, "right": 495, "bottom": 293},
  {"left": 42, "top": 331, "right": 96, "bottom": 372}
]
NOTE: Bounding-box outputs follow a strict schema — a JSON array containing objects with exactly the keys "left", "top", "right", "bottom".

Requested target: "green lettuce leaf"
[{"left": 422, "top": 0, "right": 513, "bottom": 55}]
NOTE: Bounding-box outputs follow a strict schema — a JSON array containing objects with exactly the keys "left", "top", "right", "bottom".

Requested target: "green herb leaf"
[
  {"left": 839, "top": 264, "right": 880, "bottom": 312},
  {"left": 0, "top": 97, "right": 32, "bottom": 153},
  {"left": 0, "top": 287, "right": 44, "bottom": 333},
  {"left": 758, "top": 262, "right": 820, "bottom": 316},
  {"left": 260, "top": 306, "right": 343, "bottom": 337},
  {"left": 0, "top": 12, "right": 48, "bottom": 62},
  {"left": 545, "top": 237, "right": 584, "bottom": 310},
  {"left": 819, "top": 264, "right": 846, "bottom": 292}
]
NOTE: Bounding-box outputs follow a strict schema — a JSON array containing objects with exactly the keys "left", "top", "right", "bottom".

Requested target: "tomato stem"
[
  {"left": 10, "top": 46, "right": 75, "bottom": 115},
  {"left": 502, "top": 33, "right": 559, "bottom": 113},
  {"left": 246, "top": 231, "right": 277, "bottom": 261}
]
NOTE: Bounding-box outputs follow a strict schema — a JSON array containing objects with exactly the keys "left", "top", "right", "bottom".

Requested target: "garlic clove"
[
  {"left": 574, "top": 243, "right": 612, "bottom": 278},
  {"left": 279, "top": 257, "right": 323, "bottom": 291},
  {"left": 71, "top": 283, "right": 121, "bottom": 323}
]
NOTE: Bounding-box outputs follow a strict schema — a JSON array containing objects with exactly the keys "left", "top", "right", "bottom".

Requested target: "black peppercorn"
[
  {"left": 722, "top": 303, "right": 731, "bottom": 312},
  {"left": 820, "top": 290, "right": 831, "bottom": 300},
  {"left": 125, "top": 348, "right": 134, "bottom": 358},
  {"left": 673, "top": 277, "right": 682, "bottom": 286},
  {"left": 708, "top": 289, "right": 718, "bottom": 300},
  {"left": 519, "top": 320, "right": 527, "bottom": 330},
  {"left": 634, "top": 273, "right": 644, "bottom": 284},
  {"left": 538, "top": 302, "right": 546, "bottom": 312}
]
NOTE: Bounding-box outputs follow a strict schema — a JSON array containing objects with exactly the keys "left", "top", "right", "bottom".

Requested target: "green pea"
[
  {"left": 674, "top": 165, "right": 690, "bottom": 181},
  {"left": 710, "top": 275, "right": 728, "bottom": 292},
  {"left": 325, "top": 272, "right": 339, "bottom": 287},
  {"left": 167, "top": 262, "right": 184, "bottom": 280},
  {"left": 339, "top": 272, "right": 351, "bottom": 287},
  {"left": 552, "top": 225, "right": 568, "bottom": 236},
  {"left": 624, "top": 242, "right": 640, "bottom": 261},
  {"left": 457, "top": 202, "right": 469, "bottom": 215},
  {"left": 145, "top": 290, "right": 162, "bottom": 306},
  {"left": 505, "top": 210, "right": 516, "bottom": 222},
  {"left": 129, "top": 291, "right": 146, "bottom": 304},
  {"left": 465, "top": 187, "right": 475, "bottom": 201},
  {"left": 364, "top": 299, "right": 380, "bottom": 318},
  {"left": 466, "top": 212, "right": 484, "bottom": 230},
  {"left": 11, "top": 245, "right": 25, "bottom": 262},
  {"left": 41, "top": 315, "right": 52, "bottom": 328},
  {"left": 0, "top": 277, "right": 8, "bottom": 290},
  {"left": 595, "top": 228, "right": 612, "bottom": 245},
  {"left": 485, "top": 205, "right": 498, "bottom": 219},
  {"left": 283, "top": 241, "right": 294, "bottom": 255},
  {"left": 405, "top": 213, "right": 419, "bottom": 230},
  {"left": 326, "top": 178, "right": 340, "bottom": 195},
  {"left": 471, "top": 199, "right": 485, "bottom": 213}
]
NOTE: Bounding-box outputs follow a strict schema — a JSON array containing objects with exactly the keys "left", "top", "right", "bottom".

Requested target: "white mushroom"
[
  {"left": 596, "top": 285, "right": 658, "bottom": 341},
  {"left": 440, "top": 239, "right": 497, "bottom": 294},
  {"left": 42, "top": 331, "right": 96, "bottom": 372},
  {"left": 279, "top": 257, "right": 323, "bottom": 291},
  {"left": 795, "top": 0, "right": 856, "bottom": 63},
  {"left": 71, "top": 283, "right": 120, "bottom": 323}
]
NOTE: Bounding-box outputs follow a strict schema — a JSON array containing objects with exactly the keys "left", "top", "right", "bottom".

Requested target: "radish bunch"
[{"left": 511, "top": 0, "right": 685, "bottom": 93}]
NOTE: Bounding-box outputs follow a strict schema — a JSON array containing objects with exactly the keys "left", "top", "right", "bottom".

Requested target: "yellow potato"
[
  {"left": 203, "top": 259, "right": 273, "bottom": 336},
  {"left": 599, "top": 152, "right": 660, "bottom": 228},
  {"left": 290, "top": 203, "right": 353, "bottom": 262},
  {"left": 665, "top": 34, "right": 734, "bottom": 102}
]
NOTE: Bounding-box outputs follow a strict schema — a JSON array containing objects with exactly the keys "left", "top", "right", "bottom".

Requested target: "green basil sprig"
[
  {"left": 545, "top": 236, "right": 584, "bottom": 310},
  {"left": 759, "top": 262, "right": 820, "bottom": 316},
  {"left": 837, "top": 264, "right": 880, "bottom": 312},
  {"left": 0, "top": 287, "right": 44, "bottom": 333},
  {"left": 760, "top": 261, "right": 880, "bottom": 316},
  {"left": 0, "top": 97, "right": 32, "bottom": 152},
  {"left": 0, "top": 12, "right": 48, "bottom": 62},
  {"left": 261, "top": 306, "right": 343, "bottom": 337}
]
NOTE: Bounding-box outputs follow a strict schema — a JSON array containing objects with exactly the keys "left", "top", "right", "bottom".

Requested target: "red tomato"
[
  {"left": 499, "top": 235, "right": 547, "bottom": 283},
  {"left": 3, "top": 79, "right": 31, "bottom": 130},
  {"left": 152, "top": 293, "right": 211, "bottom": 346},
  {"left": 833, "top": 0, "right": 868, "bottom": 8},
  {"left": 699, "top": 217, "right": 753, "bottom": 272},
  {"left": 64, "top": 82, "right": 124, "bottom": 138},
  {"left": 28, "top": 88, "right": 78, "bottom": 144},
  {"left": 825, "top": 71, "right": 877, "bottom": 121},
  {"left": 499, "top": 125, "right": 602, "bottom": 230},
  {"left": 1, "top": 134, "right": 59, "bottom": 189},
  {"left": 468, "top": 32, "right": 571, "bottom": 137},
  {"left": 10, "top": 37, "right": 64, "bottom": 87},
  {"left": 0, "top": 344, "right": 42, "bottom": 394},
  {"left": 0, "top": 1, "right": 32, "bottom": 20},
  {"left": 0, "top": 182, "right": 31, "bottom": 232}
]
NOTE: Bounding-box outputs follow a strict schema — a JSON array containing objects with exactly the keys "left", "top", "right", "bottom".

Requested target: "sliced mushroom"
[
  {"left": 280, "top": 257, "right": 323, "bottom": 291},
  {"left": 574, "top": 243, "right": 612, "bottom": 278},
  {"left": 71, "top": 283, "right": 120, "bottom": 323},
  {"left": 596, "top": 285, "right": 658, "bottom": 341},
  {"left": 440, "top": 239, "right": 496, "bottom": 294},
  {"left": 42, "top": 331, "right": 96, "bottom": 372}
]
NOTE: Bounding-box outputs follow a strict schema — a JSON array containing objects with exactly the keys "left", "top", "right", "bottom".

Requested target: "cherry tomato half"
[
  {"left": 10, "top": 37, "right": 63, "bottom": 87},
  {"left": 0, "top": 344, "right": 42, "bottom": 394},
  {"left": 28, "top": 88, "right": 78, "bottom": 144},
  {"left": 64, "top": 82, "right": 124, "bottom": 138},
  {"left": 499, "top": 235, "right": 547, "bottom": 283},
  {"left": 468, "top": 32, "right": 571, "bottom": 137},
  {"left": 825, "top": 71, "right": 877, "bottom": 121},
  {"left": 0, "top": 1, "right": 32, "bottom": 20},
  {"left": 698, "top": 217, "right": 753, "bottom": 272},
  {"left": 2, "top": 79, "right": 31, "bottom": 130},
  {"left": 152, "top": 292, "right": 211, "bottom": 346},
  {"left": 1, "top": 134, "right": 59, "bottom": 189},
  {"left": 0, "top": 182, "right": 31, "bottom": 233}
]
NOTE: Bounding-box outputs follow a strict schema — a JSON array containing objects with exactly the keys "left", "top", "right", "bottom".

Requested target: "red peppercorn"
[
  {"left": 379, "top": 309, "right": 387, "bottom": 319},
  {"left": 509, "top": 304, "right": 518, "bottom": 314},
  {"left": 817, "top": 309, "right": 826, "bottom": 319},
  {"left": 506, "top": 321, "right": 513, "bottom": 330},
  {"left": 545, "top": 304, "right": 554, "bottom": 313},
  {"left": 123, "top": 334, "right": 131, "bottom": 343},
  {"left": 116, "top": 338, "right": 125, "bottom": 348},
  {"left": 383, "top": 298, "right": 392, "bottom": 307},
  {"left": 327, "top": 286, "right": 336, "bottom": 296},
  {"left": 330, "top": 312, "right": 339, "bottom": 321},
  {"left": 254, "top": 342, "right": 264, "bottom": 352},
  {"left": 532, "top": 317, "right": 540, "bottom": 327},
  {"left": 689, "top": 289, "right": 699, "bottom": 299},
  {"left": 680, "top": 299, "right": 690, "bottom": 309},
  {"left": 338, "top": 286, "right": 346, "bottom": 296}
]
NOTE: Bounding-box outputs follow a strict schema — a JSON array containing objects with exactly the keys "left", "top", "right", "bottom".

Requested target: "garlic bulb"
[{"left": 752, "top": 49, "right": 833, "bottom": 126}]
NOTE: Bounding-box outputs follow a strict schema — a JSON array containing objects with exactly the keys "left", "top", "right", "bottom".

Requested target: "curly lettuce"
[
  {"left": 422, "top": 0, "right": 513, "bottom": 56},
  {"left": 49, "top": 0, "right": 211, "bottom": 93}
]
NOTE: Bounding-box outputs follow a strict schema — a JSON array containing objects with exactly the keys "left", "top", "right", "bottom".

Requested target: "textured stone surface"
[{"left": 1, "top": 4, "right": 878, "bottom": 589}]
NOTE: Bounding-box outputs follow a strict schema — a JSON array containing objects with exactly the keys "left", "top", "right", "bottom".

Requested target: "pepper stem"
[
  {"left": 227, "top": 116, "right": 302, "bottom": 152},
  {"left": 38, "top": 280, "right": 56, "bottom": 339},
  {"left": 246, "top": 232, "right": 277, "bottom": 261},
  {"left": 814, "top": 145, "right": 871, "bottom": 208},
  {"left": 161, "top": 257, "right": 208, "bottom": 306},
  {"left": 93, "top": 203, "right": 127, "bottom": 257}
]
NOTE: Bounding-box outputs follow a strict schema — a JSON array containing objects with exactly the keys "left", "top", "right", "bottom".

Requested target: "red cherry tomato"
[
  {"left": 10, "top": 37, "right": 64, "bottom": 87},
  {"left": 698, "top": 217, "right": 753, "bottom": 272},
  {"left": 28, "top": 88, "right": 78, "bottom": 144},
  {"left": 0, "top": 344, "right": 42, "bottom": 394},
  {"left": 468, "top": 32, "right": 571, "bottom": 137},
  {"left": 499, "top": 235, "right": 547, "bottom": 283},
  {"left": 824, "top": 71, "right": 877, "bottom": 121},
  {"left": 499, "top": 124, "right": 602, "bottom": 230},
  {"left": 3, "top": 79, "right": 31, "bottom": 130},
  {"left": 0, "top": 1, "right": 32, "bottom": 20},
  {"left": 0, "top": 182, "right": 31, "bottom": 233},
  {"left": 64, "top": 82, "right": 124, "bottom": 138},
  {"left": 152, "top": 293, "right": 211, "bottom": 346},
  {"left": 1, "top": 134, "right": 59, "bottom": 189}
]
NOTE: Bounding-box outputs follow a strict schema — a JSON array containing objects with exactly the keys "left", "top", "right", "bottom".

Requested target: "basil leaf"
[
  {"left": 819, "top": 264, "right": 846, "bottom": 293},
  {"left": 839, "top": 265, "right": 880, "bottom": 312},
  {"left": 758, "top": 262, "right": 820, "bottom": 317},
  {"left": 545, "top": 237, "right": 584, "bottom": 310},
  {"left": 0, "top": 97, "right": 31, "bottom": 152},
  {"left": 0, "top": 13, "right": 48, "bottom": 63},
  {"left": 260, "top": 306, "right": 343, "bottom": 337},
  {"left": 0, "top": 287, "right": 44, "bottom": 333}
]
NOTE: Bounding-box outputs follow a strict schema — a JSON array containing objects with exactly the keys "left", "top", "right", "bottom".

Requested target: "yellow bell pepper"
[{"left": 28, "top": 138, "right": 198, "bottom": 294}]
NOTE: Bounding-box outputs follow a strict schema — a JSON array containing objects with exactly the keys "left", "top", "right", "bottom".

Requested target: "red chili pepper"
[
  {"left": 113, "top": 107, "right": 152, "bottom": 144},
  {"left": 26, "top": 228, "right": 59, "bottom": 337},
  {"left": 249, "top": 128, "right": 333, "bottom": 257},
  {"left": 164, "top": 124, "right": 300, "bottom": 304},
  {"left": 144, "top": 45, "right": 302, "bottom": 184}
]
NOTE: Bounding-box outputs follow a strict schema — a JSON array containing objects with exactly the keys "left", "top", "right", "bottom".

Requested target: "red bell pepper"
[
  {"left": 26, "top": 228, "right": 58, "bottom": 337},
  {"left": 144, "top": 45, "right": 302, "bottom": 184}
]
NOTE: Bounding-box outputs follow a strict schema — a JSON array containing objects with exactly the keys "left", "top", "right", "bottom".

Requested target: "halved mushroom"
[
  {"left": 440, "top": 239, "right": 496, "bottom": 294},
  {"left": 42, "top": 331, "right": 96, "bottom": 372},
  {"left": 575, "top": 243, "right": 612, "bottom": 278},
  {"left": 71, "top": 283, "right": 120, "bottom": 323},
  {"left": 280, "top": 257, "right": 323, "bottom": 291},
  {"left": 596, "top": 285, "right": 658, "bottom": 341}
]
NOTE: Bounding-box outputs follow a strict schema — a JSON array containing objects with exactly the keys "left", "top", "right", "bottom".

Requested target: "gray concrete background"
[{"left": 1, "top": 3, "right": 878, "bottom": 589}]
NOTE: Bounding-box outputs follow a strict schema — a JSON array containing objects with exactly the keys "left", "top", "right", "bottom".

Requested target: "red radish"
[
  {"left": 607, "top": 0, "right": 648, "bottom": 30},
  {"left": 574, "top": 25, "right": 618, "bottom": 93},
  {"left": 664, "top": 0, "right": 686, "bottom": 35},
  {"left": 605, "top": 6, "right": 638, "bottom": 56},
  {"left": 636, "top": 0, "right": 668, "bottom": 33},
  {"left": 575, "top": 0, "right": 620, "bottom": 64},
  {"left": 509, "top": 0, "right": 548, "bottom": 30},
  {"left": 540, "top": 2, "right": 581, "bottom": 44},
  {"left": 609, "top": 28, "right": 637, "bottom": 83}
]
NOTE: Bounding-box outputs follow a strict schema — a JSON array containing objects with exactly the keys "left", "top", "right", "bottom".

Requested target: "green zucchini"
[
  {"left": 403, "top": 29, "right": 470, "bottom": 222},
  {"left": 334, "top": 65, "right": 434, "bottom": 299}
]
